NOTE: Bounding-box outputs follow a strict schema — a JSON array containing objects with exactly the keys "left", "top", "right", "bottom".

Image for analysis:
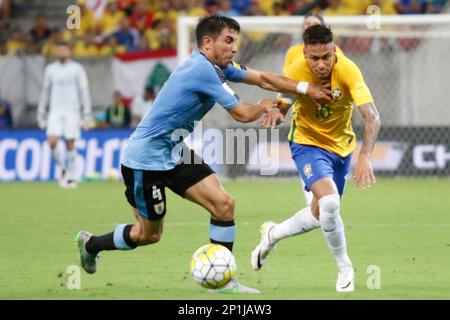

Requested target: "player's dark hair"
[
  {"left": 195, "top": 14, "right": 240, "bottom": 48},
  {"left": 303, "top": 24, "right": 333, "bottom": 46},
  {"left": 304, "top": 13, "right": 325, "bottom": 25}
]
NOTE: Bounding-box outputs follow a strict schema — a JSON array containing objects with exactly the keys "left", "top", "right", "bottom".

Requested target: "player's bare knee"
[
  {"left": 214, "top": 195, "right": 235, "bottom": 221},
  {"left": 138, "top": 231, "right": 161, "bottom": 245}
]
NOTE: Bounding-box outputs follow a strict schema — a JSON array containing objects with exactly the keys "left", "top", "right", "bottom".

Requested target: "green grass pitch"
[{"left": 1, "top": 178, "right": 449, "bottom": 299}]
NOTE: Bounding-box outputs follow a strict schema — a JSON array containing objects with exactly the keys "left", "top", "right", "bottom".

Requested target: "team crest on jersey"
[
  {"left": 332, "top": 88, "right": 343, "bottom": 100},
  {"left": 154, "top": 202, "right": 165, "bottom": 215},
  {"left": 303, "top": 164, "right": 313, "bottom": 179}
]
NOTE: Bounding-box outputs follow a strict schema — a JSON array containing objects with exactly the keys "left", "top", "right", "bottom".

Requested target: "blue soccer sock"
[
  {"left": 86, "top": 224, "right": 137, "bottom": 255},
  {"left": 209, "top": 219, "right": 236, "bottom": 252}
]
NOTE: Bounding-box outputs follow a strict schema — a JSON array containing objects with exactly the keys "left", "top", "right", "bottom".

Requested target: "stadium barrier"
[
  {"left": 1, "top": 126, "right": 448, "bottom": 182},
  {"left": 0, "top": 129, "right": 131, "bottom": 182}
]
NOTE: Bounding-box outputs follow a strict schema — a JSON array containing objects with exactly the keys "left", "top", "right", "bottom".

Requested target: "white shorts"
[{"left": 46, "top": 112, "right": 81, "bottom": 140}]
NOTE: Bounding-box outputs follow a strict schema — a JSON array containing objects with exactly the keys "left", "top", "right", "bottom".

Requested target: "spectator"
[
  {"left": 11, "top": 0, "right": 26, "bottom": 15},
  {"left": 98, "top": 0, "right": 126, "bottom": 35},
  {"left": 1, "top": 0, "right": 10, "bottom": 22},
  {"left": 339, "top": 0, "right": 370, "bottom": 14},
  {"left": 75, "top": 0, "right": 97, "bottom": 36},
  {"left": 144, "top": 19, "right": 175, "bottom": 50},
  {"left": 395, "top": 0, "right": 427, "bottom": 14},
  {"left": 146, "top": 62, "right": 171, "bottom": 94},
  {"left": 244, "top": 0, "right": 267, "bottom": 15},
  {"left": 117, "top": 0, "right": 138, "bottom": 16},
  {"left": 72, "top": 32, "right": 99, "bottom": 58},
  {"left": 29, "top": 15, "right": 52, "bottom": 49},
  {"left": 6, "top": 26, "right": 26, "bottom": 55},
  {"left": 0, "top": 42, "right": 7, "bottom": 55},
  {"left": 129, "top": 1, "right": 154, "bottom": 33},
  {"left": 205, "top": 0, "right": 221, "bottom": 14},
  {"left": 136, "top": 36, "right": 150, "bottom": 51},
  {"left": 217, "top": 0, "right": 241, "bottom": 16},
  {"left": 98, "top": 35, "right": 126, "bottom": 56},
  {"left": 158, "top": 26, "right": 173, "bottom": 49},
  {"left": 41, "top": 28, "right": 63, "bottom": 57},
  {"left": 0, "top": 97, "right": 13, "bottom": 129},
  {"left": 113, "top": 17, "right": 140, "bottom": 51},
  {"left": 232, "top": 0, "right": 253, "bottom": 13},
  {"left": 322, "top": 0, "right": 355, "bottom": 15},
  {"left": 130, "top": 86, "right": 155, "bottom": 127},
  {"left": 185, "top": 0, "right": 208, "bottom": 16},
  {"left": 370, "top": 0, "right": 398, "bottom": 15},
  {"left": 153, "top": 1, "right": 178, "bottom": 23},
  {"left": 272, "top": 1, "right": 290, "bottom": 15},
  {"left": 426, "top": 0, "right": 448, "bottom": 13},
  {"left": 104, "top": 91, "right": 131, "bottom": 128},
  {"left": 286, "top": 0, "right": 308, "bottom": 14}
]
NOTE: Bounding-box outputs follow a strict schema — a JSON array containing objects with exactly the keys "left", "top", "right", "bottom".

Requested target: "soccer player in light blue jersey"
[{"left": 75, "top": 15, "right": 331, "bottom": 294}]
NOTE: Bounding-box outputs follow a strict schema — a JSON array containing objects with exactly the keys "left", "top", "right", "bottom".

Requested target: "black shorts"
[{"left": 121, "top": 149, "right": 214, "bottom": 221}]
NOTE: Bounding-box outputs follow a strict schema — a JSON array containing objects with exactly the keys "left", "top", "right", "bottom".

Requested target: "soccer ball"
[{"left": 190, "top": 244, "right": 237, "bottom": 289}]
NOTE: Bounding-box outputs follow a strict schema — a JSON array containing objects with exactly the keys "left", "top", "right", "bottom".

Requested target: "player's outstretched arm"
[
  {"left": 243, "top": 68, "right": 332, "bottom": 103},
  {"left": 353, "top": 103, "right": 381, "bottom": 190}
]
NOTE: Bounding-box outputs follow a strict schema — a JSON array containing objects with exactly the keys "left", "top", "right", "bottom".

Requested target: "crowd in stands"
[
  {"left": 0, "top": 0, "right": 448, "bottom": 57},
  {"left": 0, "top": 0, "right": 448, "bottom": 129}
]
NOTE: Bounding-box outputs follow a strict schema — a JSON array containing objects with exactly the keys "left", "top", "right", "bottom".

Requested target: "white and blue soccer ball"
[{"left": 190, "top": 244, "right": 237, "bottom": 289}]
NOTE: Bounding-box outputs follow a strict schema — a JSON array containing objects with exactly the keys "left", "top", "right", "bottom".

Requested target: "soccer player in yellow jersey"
[
  {"left": 282, "top": 13, "right": 342, "bottom": 206},
  {"left": 251, "top": 25, "right": 381, "bottom": 293}
]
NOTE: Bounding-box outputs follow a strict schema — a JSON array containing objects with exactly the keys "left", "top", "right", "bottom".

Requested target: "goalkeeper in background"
[
  {"left": 37, "top": 41, "right": 94, "bottom": 189},
  {"left": 252, "top": 24, "right": 381, "bottom": 293}
]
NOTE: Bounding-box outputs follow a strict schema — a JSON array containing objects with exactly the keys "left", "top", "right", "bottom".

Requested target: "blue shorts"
[{"left": 290, "top": 142, "right": 352, "bottom": 196}]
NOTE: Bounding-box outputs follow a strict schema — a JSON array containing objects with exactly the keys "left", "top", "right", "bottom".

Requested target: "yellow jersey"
[
  {"left": 284, "top": 53, "right": 374, "bottom": 157},
  {"left": 283, "top": 43, "right": 344, "bottom": 75}
]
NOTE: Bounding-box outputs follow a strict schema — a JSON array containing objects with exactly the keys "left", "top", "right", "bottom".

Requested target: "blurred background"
[{"left": 0, "top": 0, "right": 449, "bottom": 181}]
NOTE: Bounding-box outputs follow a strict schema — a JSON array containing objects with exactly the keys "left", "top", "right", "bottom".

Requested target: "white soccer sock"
[
  {"left": 51, "top": 148, "right": 66, "bottom": 171},
  {"left": 270, "top": 207, "right": 320, "bottom": 244},
  {"left": 319, "top": 194, "right": 352, "bottom": 270},
  {"left": 300, "top": 180, "right": 313, "bottom": 206},
  {"left": 66, "top": 149, "right": 78, "bottom": 181},
  {"left": 303, "top": 189, "right": 313, "bottom": 206}
]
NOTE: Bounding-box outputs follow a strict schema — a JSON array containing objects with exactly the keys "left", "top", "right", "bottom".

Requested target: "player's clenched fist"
[{"left": 307, "top": 82, "right": 332, "bottom": 105}]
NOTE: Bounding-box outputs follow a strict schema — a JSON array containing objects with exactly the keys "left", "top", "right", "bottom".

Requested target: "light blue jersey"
[{"left": 122, "top": 50, "right": 248, "bottom": 171}]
